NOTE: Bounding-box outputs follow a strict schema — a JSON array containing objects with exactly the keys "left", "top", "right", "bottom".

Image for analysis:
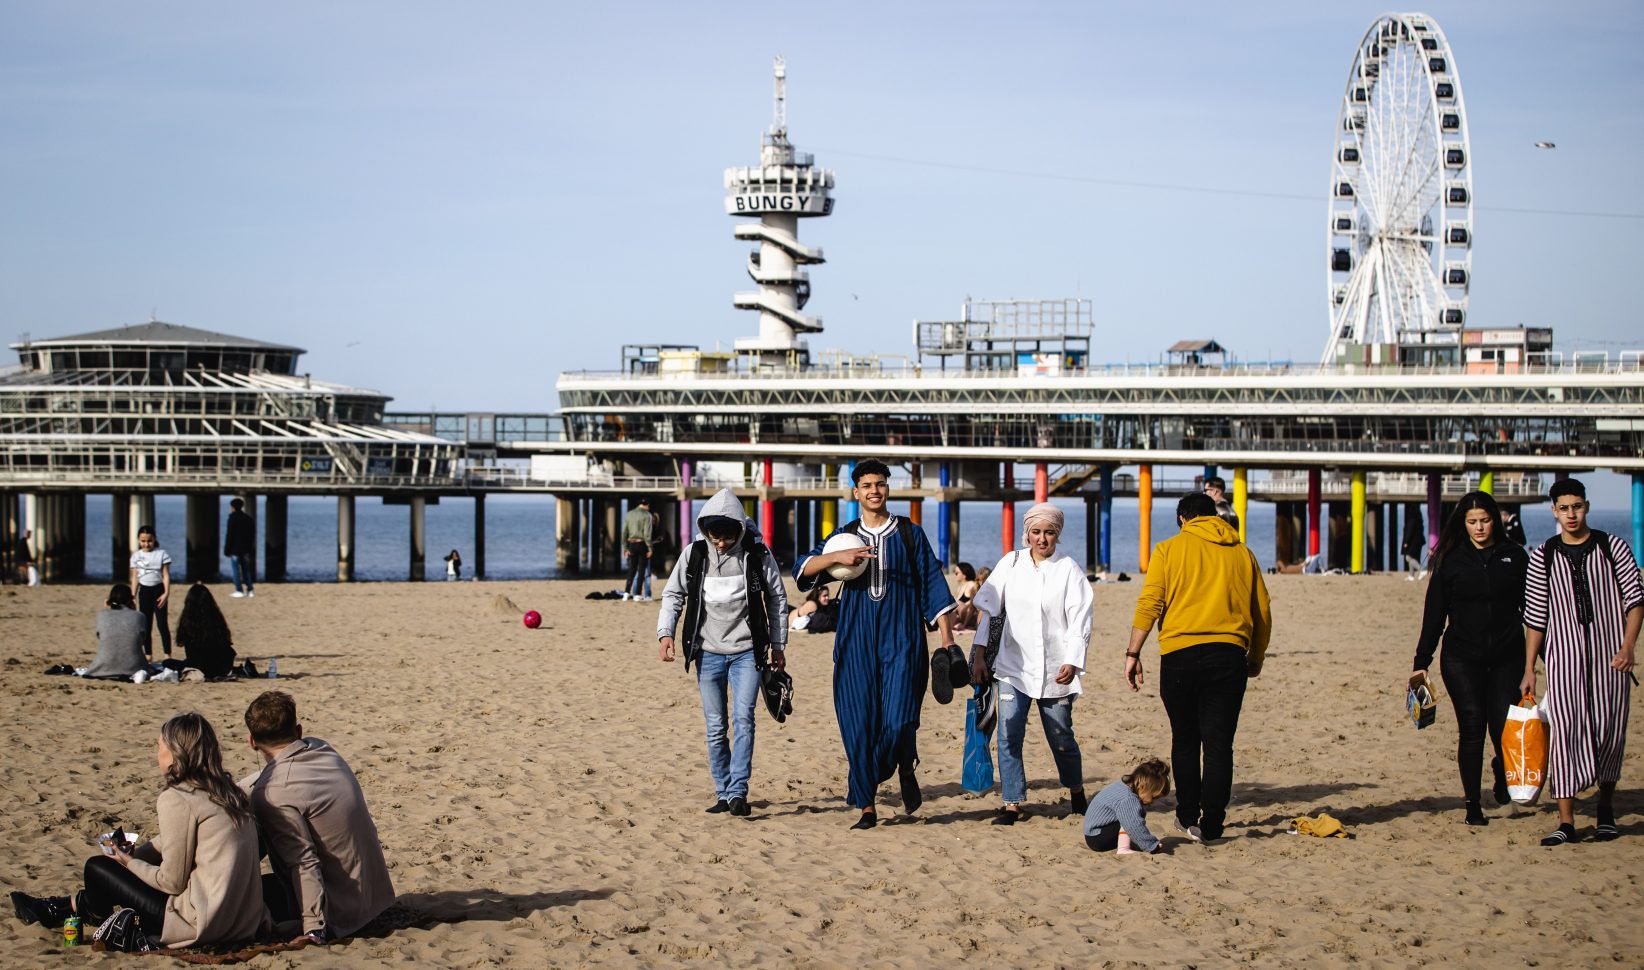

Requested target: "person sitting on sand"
[
  {"left": 1083, "top": 758, "right": 1170, "bottom": 855},
  {"left": 174, "top": 583, "right": 238, "bottom": 680},
  {"left": 789, "top": 583, "right": 839, "bottom": 634},
  {"left": 242, "top": 691, "right": 395, "bottom": 942},
  {"left": 10, "top": 712, "right": 270, "bottom": 948},
  {"left": 657, "top": 488, "right": 789, "bottom": 818},
  {"left": 950, "top": 562, "right": 981, "bottom": 631},
  {"left": 82, "top": 584, "right": 149, "bottom": 680}
]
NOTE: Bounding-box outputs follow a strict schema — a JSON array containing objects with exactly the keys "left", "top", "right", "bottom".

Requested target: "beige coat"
[
  {"left": 125, "top": 785, "right": 269, "bottom": 948},
  {"left": 247, "top": 738, "right": 395, "bottom": 938}
]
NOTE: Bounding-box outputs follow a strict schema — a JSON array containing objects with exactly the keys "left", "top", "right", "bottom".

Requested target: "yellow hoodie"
[{"left": 1131, "top": 515, "right": 1272, "bottom": 664}]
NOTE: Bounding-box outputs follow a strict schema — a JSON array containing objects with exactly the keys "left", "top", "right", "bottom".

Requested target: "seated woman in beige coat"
[{"left": 10, "top": 712, "right": 269, "bottom": 948}]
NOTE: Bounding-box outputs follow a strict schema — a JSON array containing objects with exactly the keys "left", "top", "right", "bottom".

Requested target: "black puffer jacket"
[{"left": 1413, "top": 541, "right": 1529, "bottom": 671}]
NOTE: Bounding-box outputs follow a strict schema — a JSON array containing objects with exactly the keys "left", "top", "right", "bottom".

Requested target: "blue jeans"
[
  {"left": 229, "top": 554, "right": 254, "bottom": 593},
  {"left": 625, "top": 546, "right": 649, "bottom": 597},
  {"left": 995, "top": 688, "right": 1082, "bottom": 806},
  {"left": 697, "top": 650, "right": 760, "bottom": 801}
]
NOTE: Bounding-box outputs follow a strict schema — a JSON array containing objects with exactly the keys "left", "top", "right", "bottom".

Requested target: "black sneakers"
[{"left": 10, "top": 891, "right": 73, "bottom": 929}]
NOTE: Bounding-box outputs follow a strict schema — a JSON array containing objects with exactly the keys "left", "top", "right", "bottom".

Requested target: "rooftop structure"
[
  {"left": 725, "top": 57, "right": 835, "bottom": 364},
  {"left": 914, "top": 298, "right": 1092, "bottom": 374}
]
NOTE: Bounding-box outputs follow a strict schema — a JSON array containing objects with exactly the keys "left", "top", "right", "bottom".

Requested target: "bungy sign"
[{"left": 725, "top": 192, "right": 834, "bottom": 215}]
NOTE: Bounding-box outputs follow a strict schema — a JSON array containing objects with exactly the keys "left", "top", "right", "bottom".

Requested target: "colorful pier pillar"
[
  {"left": 1098, "top": 466, "right": 1113, "bottom": 571},
  {"left": 1233, "top": 467, "right": 1249, "bottom": 544},
  {"left": 759, "top": 460, "right": 775, "bottom": 542},
  {"left": 1002, "top": 463, "right": 1016, "bottom": 555},
  {"left": 1426, "top": 473, "right": 1442, "bottom": 561},
  {"left": 1139, "top": 464, "right": 1153, "bottom": 572},
  {"left": 1479, "top": 470, "right": 1495, "bottom": 495},
  {"left": 1306, "top": 468, "right": 1322, "bottom": 557},
  {"left": 1632, "top": 473, "right": 1643, "bottom": 565},
  {"left": 1350, "top": 471, "right": 1366, "bottom": 574},
  {"left": 678, "top": 460, "right": 694, "bottom": 544},
  {"left": 936, "top": 463, "right": 951, "bottom": 565},
  {"left": 1034, "top": 462, "right": 1048, "bottom": 504},
  {"left": 844, "top": 460, "right": 858, "bottom": 522},
  {"left": 821, "top": 463, "right": 839, "bottom": 537},
  {"left": 909, "top": 463, "right": 924, "bottom": 528}
]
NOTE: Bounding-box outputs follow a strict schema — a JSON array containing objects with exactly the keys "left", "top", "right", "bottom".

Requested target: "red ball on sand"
[{"left": 522, "top": 610, "right": 542, "bottom": 629}]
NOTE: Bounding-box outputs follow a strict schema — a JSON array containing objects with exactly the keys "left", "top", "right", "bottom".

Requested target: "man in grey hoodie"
[{"left": 657, "top": 488, "right": 789, "bottom": 817}]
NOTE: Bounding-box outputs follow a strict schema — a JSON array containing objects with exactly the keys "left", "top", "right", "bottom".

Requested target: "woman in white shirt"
[{"left": 972, "top": 503, "right": 1093, "bottom": 826}]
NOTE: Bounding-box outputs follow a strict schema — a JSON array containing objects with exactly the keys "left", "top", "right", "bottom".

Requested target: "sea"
[{"left": 75, "top": 494, "right": 1638, "bottom": 584}]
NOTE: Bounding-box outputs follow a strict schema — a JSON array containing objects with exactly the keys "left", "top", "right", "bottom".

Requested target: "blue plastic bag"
[{"left": 962, "top": 690, "right": 994, "bottom": 794}]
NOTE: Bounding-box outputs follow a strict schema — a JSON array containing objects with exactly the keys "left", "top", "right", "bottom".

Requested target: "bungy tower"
[{"left": 725, "top": 57, "right": 835, "bottom": 367}]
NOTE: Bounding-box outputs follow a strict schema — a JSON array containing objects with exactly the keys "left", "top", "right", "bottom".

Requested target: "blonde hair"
[
  {"left": 1124, "top": 757, "right": 1171, "bottom": 802},
  {"left": 159, "top": 712, "right": 253, "bottom": 827}
]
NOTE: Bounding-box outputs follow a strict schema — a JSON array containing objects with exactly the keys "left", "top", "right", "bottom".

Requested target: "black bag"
[
  {"left": 91, "top": 907, "right": 153, "bottom": 953},
  {"left": 970, "top": 551, "right": 1017, "bottom": 736}
]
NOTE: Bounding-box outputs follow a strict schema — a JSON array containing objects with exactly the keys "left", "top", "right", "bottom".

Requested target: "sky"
[{"left": 1, "top": 2, "right": 1640, "bottom": 502}]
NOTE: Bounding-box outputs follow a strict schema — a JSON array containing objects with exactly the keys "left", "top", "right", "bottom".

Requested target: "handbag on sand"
[
  {"left": 1503, "top": 693, "right": 1549, "bottom": 805},
  {"left": 91, "top": 908, "right": 152, "bottom": 953}
]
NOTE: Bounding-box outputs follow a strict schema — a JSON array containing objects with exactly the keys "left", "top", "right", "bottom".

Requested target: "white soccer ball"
[{"left": 822, "top": 532, "right": 869, "bottom": 582}]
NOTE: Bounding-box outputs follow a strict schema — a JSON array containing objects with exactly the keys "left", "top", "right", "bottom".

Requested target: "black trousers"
[
  {"left": 137, "top": 583, "right": 171, "bottom": 656},
  {"left": 80, "top": 855, "right": 167, "bottom": 932},
  {"left": 1085, "top": 822, "right": 1120, "bottom": 852},
  {"left": 1439, "top": 649, "right": 1519, "bottom": 805},
  {"left": 1160, "top": 643, "right": 1249, "bottom": 839}
]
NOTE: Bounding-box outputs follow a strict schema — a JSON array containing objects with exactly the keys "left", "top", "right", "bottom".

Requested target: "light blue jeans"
[
  {"left": 229, "top": 555, "right": 254, "bottom": 593},
  {"left": 996, "top": 688, "right": 1083, "bottom": 806},
  {"left": 697, "top": 649, "right": 760, "bottom": 801}
]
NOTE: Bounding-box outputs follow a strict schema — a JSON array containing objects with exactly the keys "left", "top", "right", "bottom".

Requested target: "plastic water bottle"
[{"left": 267, "top": 657, "right": 278, "bottom": 679}]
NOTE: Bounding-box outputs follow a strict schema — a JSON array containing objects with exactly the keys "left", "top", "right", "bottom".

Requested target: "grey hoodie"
[{"left": 655, "top": 488, "right": 788, "bottom": 655}]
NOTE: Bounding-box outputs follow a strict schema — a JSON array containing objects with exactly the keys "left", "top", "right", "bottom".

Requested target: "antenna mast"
[{"left": 771, "top": 56, "right": 787, "bottom": 139}]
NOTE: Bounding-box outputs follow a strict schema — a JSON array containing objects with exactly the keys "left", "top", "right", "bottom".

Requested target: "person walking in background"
[
  {"left": 1521, "top": 478, "right": 1643, "bottom": 846},
  {"left": 130, "top": 525, "right": 173, "bottom": 660},
  {"left": 1402, "top": 508, "right": 1429, "bottom": 580},
  {"left": 643, "top": 508, "right": 665, "bottom": 600},
  {"left": 443, "top": 549, "right": 462, "bottom": 581},
  {"left": 972, "top": 503, "right": 1092, "bottom": 826},
  {"left": 656, "top": 488, "right": 788, "bottom": 818},
  {"left": 1409, "top": 490, "right": 1528, "bottom": 826},
  {"left": 1125, "top": 493, "right": 1272, "bottom": 844},
  {"left": 622, "top": 497, "right": 654, "bottom": 601},
  {"left": 223, "top": 498, "right": 256, "bottom": 598},
  {"left": 796, "top": 459, "right": 958, "bottom": 830},
  {"left": 1203, "top": 476, "right": 1239, "bottom": 532}
]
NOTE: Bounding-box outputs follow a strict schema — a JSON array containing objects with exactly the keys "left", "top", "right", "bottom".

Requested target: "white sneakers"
[{"left": 231, "top": 591, "right": 255, "bottom": 598}]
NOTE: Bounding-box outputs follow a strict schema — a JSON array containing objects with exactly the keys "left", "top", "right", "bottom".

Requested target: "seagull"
[{"left": 1534, "top": 142, "right": 1556, "bottom": 149}]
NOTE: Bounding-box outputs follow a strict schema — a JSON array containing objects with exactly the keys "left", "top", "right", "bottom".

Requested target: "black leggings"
[
  {"left": 1085, "top": 822, "right": 1120, "bottom": 852},
  {"left": 80, "top": 855, "right": 167, "bottom": 932},
  {"left": 137, "top": 584, "right": 171, "bottom": 656},
  {"left": 1439, "top": 649, "right": 1519, "bottom": 805}
]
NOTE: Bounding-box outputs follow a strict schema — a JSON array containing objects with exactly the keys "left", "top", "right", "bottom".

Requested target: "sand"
[{"left": 2, "top": 574, "right": 1640, "bottom": 968}]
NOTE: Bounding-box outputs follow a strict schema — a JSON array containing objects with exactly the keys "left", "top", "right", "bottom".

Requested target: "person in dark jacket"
[
  {"left": 1410, "top": 490, "right": 1528, "bottom": 825},
  {"left": 175, "top": 583, "right": 238, "bottom": 679},
  {"left": 223, "top": 498, "right": 256, "bottom": 598}
]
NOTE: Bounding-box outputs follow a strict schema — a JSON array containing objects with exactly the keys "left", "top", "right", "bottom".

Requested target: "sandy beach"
[{"left": 2, "top": 574, "right": 1641, "bottom": 968}]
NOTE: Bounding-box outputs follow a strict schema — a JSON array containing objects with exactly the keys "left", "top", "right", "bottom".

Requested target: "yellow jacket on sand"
[{"left": 1131, "top": 515, "right": 1272, "bottom": 664}]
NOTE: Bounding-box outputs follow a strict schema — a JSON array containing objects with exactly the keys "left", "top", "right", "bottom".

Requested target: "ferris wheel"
[{"left": 1325, "top": 13, "right": 1472, "bottom": 364}]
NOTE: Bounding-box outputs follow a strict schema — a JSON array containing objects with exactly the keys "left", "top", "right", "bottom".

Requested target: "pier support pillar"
[
  {"left": 603, "top": 501, "right": 621, "bottom": 576},
  {"left": 337, "top": 496, "right": 356, "bottom": 582},
  {"left": 1098, "top": 466, "right": 1113, "bottom": 572},
  {"left": 844, "top": 461, "right": 859, "bottom": 522},
  {"left": 1139, "top": 464, "right": 1154, "bottom": 573},
  {"left": 1275, "top": 501, "right": 1295, "bottom": 567},
  {"left": 1366, "top": 500, "right": 1382, "bottom": 574},
  {"left": 1306, "top": 468, "right": 1322, "bottom": 558},
  {"left": 1034, "top": 462, "right": 1048, "bottom": 504},
  {"left": 1632, "top": 473, "right": 1643, "bottom": 565},
  {"left": 1328, "top": 501, "right": 1349, "bottom": 572},
  {"left": 760, "top": 460, "right": 775, "bottom": 546},
  {"left": 1350, "top": 473, "right": 1367, "bottom": 573},
  {"left": 472, "top": 494, "right": 485, "bottom": 580},
  {"left": 555, "top": 498, "right": 578, "bottom": 573},
  {"left": 936, "top": 463, "right": 951, "bottom": 566},
  {"left": 409, "top": 496, "right": 427, "bottom": 581},
  {"left": 909, "top": 464, "right": 923, "bottom": 530},
  {"left": 264, "top": 495, "right": 287, "bottom": 582},
  {"left": 1426, "top": 473, "right": 1442, "bottom": 566},
  {"left": 0, "top": 492, "right": 19, "bottom": 582},
  {"left": 32, "top": 494, "right": 84, "bottom": 583},
  {"left": 186, "top": 493, "right": 221, "bottom": 584},
  {"left": 793, "top": 499, "right": 811, "bottom": 563},
  {"left": 679, "top": 461, "right": 694, "bottom": 549},
  {"left": 1084, "top": 494, "right": 1097, "bottom": 573},
  {"left": 1479, "top": 470, "right": 1495, "bottom": 495},
  {"left": 1001, "top": 464, "right": 1016, "bottom": 557},
  {"left": 1233, "top": 467, "right": 1249, "bottom": 544},
  {"left": 128, "top": 494, "right": 156, "bottom": 554},
  {"left": 111, "top": 493, "right": 131, "bottom": 581}
]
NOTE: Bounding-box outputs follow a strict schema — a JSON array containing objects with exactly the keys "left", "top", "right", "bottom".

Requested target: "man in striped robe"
[{"left": 1522, "top": 478, "right": 1643, "bottom": 846}]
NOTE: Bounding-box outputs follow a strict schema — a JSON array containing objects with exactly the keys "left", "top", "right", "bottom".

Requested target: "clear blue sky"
[{"left": 2, "top": 2, "right": 1639, "bottom": 499}]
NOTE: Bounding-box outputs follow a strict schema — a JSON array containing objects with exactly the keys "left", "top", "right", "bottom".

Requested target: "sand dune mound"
[{"left": 489, "top": 593, "right": 522, "bottom": 614}]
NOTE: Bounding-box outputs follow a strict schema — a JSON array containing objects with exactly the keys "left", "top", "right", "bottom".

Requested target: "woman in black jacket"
[{"left": 1410, "top": 490, "right": 1529, "bottom": 825}]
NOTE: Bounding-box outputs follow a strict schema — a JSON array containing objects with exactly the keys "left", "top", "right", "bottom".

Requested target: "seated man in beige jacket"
[{"left": 243, "top": 691, "right": 395, "bottom": 941}]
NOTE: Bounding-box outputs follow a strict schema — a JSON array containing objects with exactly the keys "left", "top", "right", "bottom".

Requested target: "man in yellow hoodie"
[{"left": 1125, "top": 492, "right": 1272, "bottom": 843}]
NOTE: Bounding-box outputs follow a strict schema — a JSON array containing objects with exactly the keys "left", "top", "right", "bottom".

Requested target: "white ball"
[{"left": 822, "top": 532, "right": 869, "bottom": 582}]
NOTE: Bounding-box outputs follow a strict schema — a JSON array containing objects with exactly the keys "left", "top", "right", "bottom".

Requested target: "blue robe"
[{"left": 797, "top": 516, "right": 956, "bottom": 808}]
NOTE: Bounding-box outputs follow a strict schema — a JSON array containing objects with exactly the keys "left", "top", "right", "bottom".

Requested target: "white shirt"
[
  {"left": 974, "top": 548, "right": 1093, "bottom": 699},
  {"left": 130, "top": 547, "right": 172, "bottom": 587}
]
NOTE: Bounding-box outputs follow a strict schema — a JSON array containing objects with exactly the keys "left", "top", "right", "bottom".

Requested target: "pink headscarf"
[{"left": 1022, "top": 502, "right": 1064, "bottom": 543}]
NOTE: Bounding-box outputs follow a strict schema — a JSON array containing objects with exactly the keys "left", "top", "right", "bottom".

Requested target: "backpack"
[
  {"left": 836, "top": 516, "right": 938, "bottom": 632},
  {"left": 1539, "top": 530, "right": 1621, "bottom": 590}
]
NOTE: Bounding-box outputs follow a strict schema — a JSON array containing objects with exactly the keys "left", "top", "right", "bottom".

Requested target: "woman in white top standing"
[
  {"left": 972, "top": 502, "right": 1093, "bottom": 825},
  {"left": 130, "top": 524, "right": 174, "bottom": 660}
]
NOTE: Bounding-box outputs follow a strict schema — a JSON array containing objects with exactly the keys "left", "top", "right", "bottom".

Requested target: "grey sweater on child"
[{"left": 1082, "top": 780, "right": 1160, "bottom": 852}]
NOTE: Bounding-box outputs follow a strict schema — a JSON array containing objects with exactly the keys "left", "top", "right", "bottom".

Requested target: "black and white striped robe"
[{"left": 1524, "top": 534, "right": 1644, "bottom": 799}]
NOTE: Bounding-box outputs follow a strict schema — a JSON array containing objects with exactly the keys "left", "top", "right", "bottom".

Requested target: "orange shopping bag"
[{"left": 1503, "top": 693, "right": 1548, "bottom": 805}]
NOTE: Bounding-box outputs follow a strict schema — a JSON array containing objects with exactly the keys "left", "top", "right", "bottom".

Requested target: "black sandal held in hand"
[{"left": 930, "top": 649, "right": 954, "bottom": 705}]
